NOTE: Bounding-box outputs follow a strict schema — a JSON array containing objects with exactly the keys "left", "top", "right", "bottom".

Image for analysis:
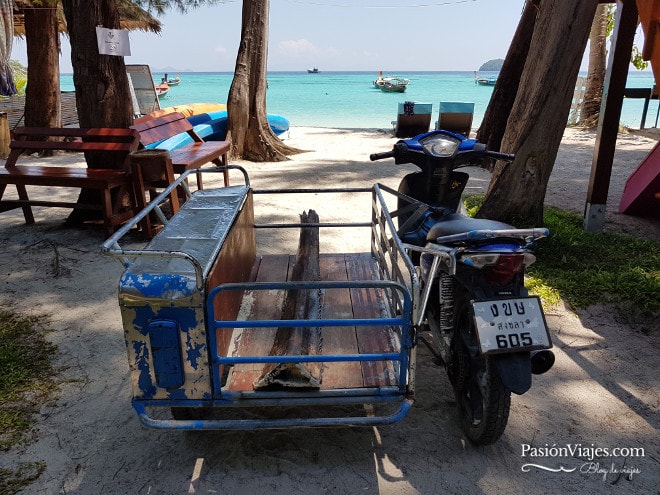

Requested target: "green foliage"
[
  {"left": 0, "top": 463, "right": 46, "bottom": 495},
  {"left": 605, "top": 4, "right": 615, "bottom": 37},
  {"left": 631, "top": 45, "right": 650, "bottom": 71},
  {"left": 462, "top": 193, "right": 483, "bottom": 218},
  {"left": 529, "top": 207, "right": 659, "bottom": 319},
  {"left": 525, "top": 275, "right": 562, "bottom": 308},
  {"left": 8, "top": 61, "right": 27, "bottom": 96},
  {"left": 0, "top": 309, "right": 58, "bottom": 491},
  {"left": 0, "top": 310, "right": 58, "bottom": 450},
  {"left": 463, "top": 196, "right": 660, "bottom": 323},
  {"left": 606, "top": 4, "right": 650, "bottom": 71}
]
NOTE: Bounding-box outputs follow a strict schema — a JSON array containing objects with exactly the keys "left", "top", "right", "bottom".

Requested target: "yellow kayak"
[{"left": 143, "top": 102, "right": 227, "bottom": 119}]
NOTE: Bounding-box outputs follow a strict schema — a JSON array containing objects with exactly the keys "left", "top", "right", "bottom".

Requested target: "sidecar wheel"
[{"left": 451, "top": 303, "right": 511, "bottom": 445}]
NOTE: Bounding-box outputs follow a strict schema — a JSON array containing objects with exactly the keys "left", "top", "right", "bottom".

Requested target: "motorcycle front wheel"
[{"left": 449, "top": 299, "right": 511, "bottom": 445}]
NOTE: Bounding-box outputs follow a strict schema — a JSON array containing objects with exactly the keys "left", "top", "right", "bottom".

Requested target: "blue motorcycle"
[{"left": 371, "top": 130, "right": 555, "bottom": 445}]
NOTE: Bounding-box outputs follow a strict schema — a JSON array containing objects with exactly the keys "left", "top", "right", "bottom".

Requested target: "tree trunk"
[
  {"left": 226, "top": 0, "right": 301, "bottom": 161},
  {"left": 24, "top": 5, "right": 61, "bottom": 130},
  {"left": 580, "top": 3, "right": 609, "bottom": 126},
  {"left": 61, "top": 0, "right": 134, "bottom": 225},
  {"left": 477, "top": 0, "right": 599, "bottom": 226},
  {"left": 254, "top": 210, "right": 323, "bottom": 390},
  {"left": 476, "top": 1, "right": 539, "bottom": 156},
  {"left": 61, "top": 0, "right": 132, "bottom": 130},
  {"left": 0, "top": 0, "right": 17, "bottom": 97}
]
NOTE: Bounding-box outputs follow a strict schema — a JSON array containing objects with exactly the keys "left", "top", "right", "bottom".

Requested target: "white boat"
[
  {"left": 165, "top": 74, "right": 181, "bottom": 86},
  {"left": 378, "top": 79, "right": 408, "bottom": 93},
  {"left": 474, "top": 71, "right": 497, "bottom": 86},
  {"left": 373, "top": 71, "right": 410, "bottom": 90},
  {"left": 307, "top": 67, "right": 320, "bottom": 73},
  {"left": 155, "top": 82, "right": 169, "bottom": 97}
]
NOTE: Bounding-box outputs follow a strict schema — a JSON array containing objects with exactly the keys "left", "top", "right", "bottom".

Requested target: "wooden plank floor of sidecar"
[{"left": 221, "top": 252, "right": 402, "bottom": 392}]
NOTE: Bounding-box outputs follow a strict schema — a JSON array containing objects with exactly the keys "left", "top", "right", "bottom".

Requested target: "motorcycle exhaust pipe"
[{"left": 530, "top": 349, "right": 555, "bottom": 375}]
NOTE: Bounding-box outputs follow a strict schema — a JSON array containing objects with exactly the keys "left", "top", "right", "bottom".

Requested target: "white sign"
[{"left": 96, "top": 27, "right": 131, "bottom": 56}]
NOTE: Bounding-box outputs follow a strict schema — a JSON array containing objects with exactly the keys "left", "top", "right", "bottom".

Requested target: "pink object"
[{"left": 618, "top": 140, "right": 660, "bottom": 217}]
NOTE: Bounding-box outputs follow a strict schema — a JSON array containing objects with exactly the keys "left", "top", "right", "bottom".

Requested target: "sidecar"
[{"left": 102, "top": 166, "right": 419, "bottom": 429}]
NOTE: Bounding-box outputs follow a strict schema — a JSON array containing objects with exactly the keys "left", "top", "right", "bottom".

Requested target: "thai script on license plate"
[{"left": 472, "top": 297, "right": 552, "bottom": 354}]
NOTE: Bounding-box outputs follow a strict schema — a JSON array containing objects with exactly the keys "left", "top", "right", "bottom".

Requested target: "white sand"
[{"left": 0, "top": 126, "right": 658, "bottom": 494}]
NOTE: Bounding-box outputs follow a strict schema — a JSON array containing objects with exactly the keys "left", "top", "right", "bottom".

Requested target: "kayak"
[
  {"left": 187, "top": 110, "right": 290, "bottom": 135},
  {"left": 151, "top": 110, "right": 290, "bottom": 151},
  {"left": 144, "top": 102, "right": 227, "bottom": 119}
]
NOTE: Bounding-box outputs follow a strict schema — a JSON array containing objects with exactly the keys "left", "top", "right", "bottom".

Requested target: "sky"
[{"left": 8, "top": 0, "right": 647, "bottom": 74}]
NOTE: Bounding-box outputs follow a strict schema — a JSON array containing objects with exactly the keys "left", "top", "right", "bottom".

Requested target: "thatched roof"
[{"left": 12, "top": 0, "right": 162, "bottom": 37}]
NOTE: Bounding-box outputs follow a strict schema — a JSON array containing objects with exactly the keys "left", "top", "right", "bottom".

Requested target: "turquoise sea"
[{"left": 60, "top": 71, "right": 658, "bottom": 130}]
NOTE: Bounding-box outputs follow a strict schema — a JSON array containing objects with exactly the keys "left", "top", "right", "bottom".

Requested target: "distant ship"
[{"left": 307, "top": 67, "right": 320, "bottom": 73}]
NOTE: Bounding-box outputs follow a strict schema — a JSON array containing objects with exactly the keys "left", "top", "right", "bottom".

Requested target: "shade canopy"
[{"left": 12, "top": 0, "right": 162, "bottom": 37}]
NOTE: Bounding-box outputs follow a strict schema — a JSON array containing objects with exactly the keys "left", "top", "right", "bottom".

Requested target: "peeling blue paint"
[
  {"left": 185, "top": 334, "right": 205, "bottom": 370},
  {"left": 166, "top": 388, "right": 189, "bottom": 400},
  {"left": 133, "top": 341, "right": 157, "bottom": 397},
  {"left": 120, "top": 272, "right": 196, "bottom": 299},
  {"left": 132, "top": 306, "right": 157, "bottom": 336},
  {"left": 125, "top": 303, "right": 209, "bottom": 400}
]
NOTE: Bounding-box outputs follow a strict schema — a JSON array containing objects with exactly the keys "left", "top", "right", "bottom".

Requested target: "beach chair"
[
  {"left": 435, "top": 101, "right": 475, "bottom": 137},
  {"left": 392, "top": 101, "right": 433, "bottom": 138},
  {"left": 126, "top": 64, "right": 160, "bottom": 118}
]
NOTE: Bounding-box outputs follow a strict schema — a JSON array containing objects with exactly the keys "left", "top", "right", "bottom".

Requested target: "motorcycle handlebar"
[
  {"left": 485, "top": 150, "right": 515, "bottom": 162},
  {"left": 370, "top": 146, "right": 515, "bottom": 163},
  {"left": 370, "top": 151, "right": 395, "bottom": 161}
]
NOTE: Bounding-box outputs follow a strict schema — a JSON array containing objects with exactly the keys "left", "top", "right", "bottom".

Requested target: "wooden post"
[
  {"left": 129, "top": 149, "right": 180, "bottom": 239},
  {"left": 254, "top": 210, "right": 324, "bottom": 390},
  {"left": 0, "top": 112, "right": 10, "bottom": 159},
  {"left": 584, "top": 0, "right": 638, "bottom": 232}
]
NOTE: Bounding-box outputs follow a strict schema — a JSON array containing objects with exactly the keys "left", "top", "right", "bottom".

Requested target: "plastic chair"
[
  {"left": 436, "top": 102, "right": 475, "bottom": 137},
  {"left": 392, "top": 101, "right": 433, "bottom": 138}
]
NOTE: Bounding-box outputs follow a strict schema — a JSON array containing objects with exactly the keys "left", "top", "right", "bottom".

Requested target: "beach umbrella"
[{"left": 0, "top": 0, "right": 17, "bottom": 95}]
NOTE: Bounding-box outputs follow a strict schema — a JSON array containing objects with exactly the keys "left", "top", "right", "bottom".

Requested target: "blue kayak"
[{"left": 149, "top": 111, "right": 290, "bottom": 151}]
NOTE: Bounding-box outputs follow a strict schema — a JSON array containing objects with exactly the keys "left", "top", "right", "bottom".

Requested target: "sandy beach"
[{"left": 1, "top": 126, "right": 658, "bottom": 494}]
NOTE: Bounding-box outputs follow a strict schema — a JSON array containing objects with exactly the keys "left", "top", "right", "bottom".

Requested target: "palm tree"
[
  {"left": 580, "top": 3, "right": 609, "bottom": 127},
  {"left": 0, "top": 0, "right": 18, "bottom": 96}
]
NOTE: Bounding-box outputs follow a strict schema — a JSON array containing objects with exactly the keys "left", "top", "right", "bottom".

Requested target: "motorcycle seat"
[{"left": 427, "top": 213, "right": 514, "bottom": 241}]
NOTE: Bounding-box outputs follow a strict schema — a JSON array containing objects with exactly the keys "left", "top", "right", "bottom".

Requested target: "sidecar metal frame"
[{"left": 103, "top": 167, "right": 420, "bottom": 430}]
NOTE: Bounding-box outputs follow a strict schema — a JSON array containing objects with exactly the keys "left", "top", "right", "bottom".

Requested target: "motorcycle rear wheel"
[{"left": 449, "top": 300, "right": 511, "bottom": 445}]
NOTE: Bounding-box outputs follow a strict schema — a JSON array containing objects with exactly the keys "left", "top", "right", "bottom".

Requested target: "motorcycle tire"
[{"left": 449, "top": 298, "right": 511, "bottom": 445}]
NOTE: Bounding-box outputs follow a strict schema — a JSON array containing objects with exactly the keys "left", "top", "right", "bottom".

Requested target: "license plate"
[{"left": 471, "top": 297, "right": 552, "bottom": 354}]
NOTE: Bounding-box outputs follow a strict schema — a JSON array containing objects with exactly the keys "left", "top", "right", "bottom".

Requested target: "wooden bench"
[
  {"left": 131, "top": 112, "right": 231, "bottom": 189},
  {"left": 0, "top": 127, "right": 140, "bottom": 238}
]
